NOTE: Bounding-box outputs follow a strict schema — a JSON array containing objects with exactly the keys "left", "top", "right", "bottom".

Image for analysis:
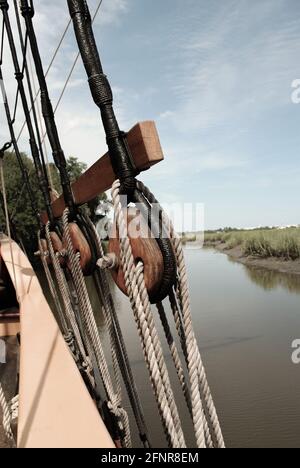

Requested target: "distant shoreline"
[{"left": 204, "top": 241, "right": 300, "bottom": 276}]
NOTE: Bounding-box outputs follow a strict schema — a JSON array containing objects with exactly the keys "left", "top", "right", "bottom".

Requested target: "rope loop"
[
  {"left": 0, "top": 141, "right": 12, "bottom": 158},
  {"left": 19, "top": 0, "right": 35, "bottom": 18}
]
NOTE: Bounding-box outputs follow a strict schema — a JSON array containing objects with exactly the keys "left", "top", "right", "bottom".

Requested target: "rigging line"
[
  {"left": 0, "top": 64, "right": 40, "bottom": 224},
  {"left": 10, "top": 181, "right": 26, "bottom": 221},
  {"left": 21, "top": 0, "right": 76, "bottom": 215},
  {"left": 0, "top": 1, "right": 54, "bottom": 225},
  {"left": 11, "top": 31, "right": 29, "bottom": 124},
  {"left": 40, "top": 0, "right": 103, "bottom": 145},
  {"left": 13, "top": 0, "right": 50, "bottom": 189},
  {"left": 0, "top": 16, "right": 4, "bottom": 64},
  {"left": 28, "top": 50, "right": 54, "bottom": 189},
  {"left": 45, "top": 18, "right": 72, "bottom": 78},
  {"left": 16, "top": 17, "right": 73, "bottom": 143}
]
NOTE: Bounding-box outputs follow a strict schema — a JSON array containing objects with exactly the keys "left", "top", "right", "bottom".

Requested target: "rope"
[
  {"left": 86, "top": 215, "right": 151, "bottom": 448},
  {"left": 0, "top": 64, "right": 41, "bottom": 224},
  {"left": 13, "top": 0, "right": 51, "bottom": 190},
  {"left": 16, "top": 15, "right": 72, "bottom": 142},
  {"left": 44, "top": 225, "right": 95, "bottom": 391},
  {"left": 37, "top": 233, "right": 69, "bottom": 334},
  {"left": 137, "top": 181, "right": 225, "bottom": 449},
  {"left": 28, "top": 51, "right": 53, "bottom": 189},
  {"left": 40, "top": 0, "right": 104, "bottom": 145},
  {"left": 1, "top": 1, "right": 54, "bottom": 225},
  {"left": 0, "top": 382, "right": 14, "bottom": 442},
  {"left": 10, "top": 395, "right": 19, "bottom": 422},
  {"left": 111, "top": 180, "right": 186, "bottom": 448},
  {"left": 61, "top": 210, "right": 131, "bottom": 448},
  {"left": 0, "top": 16, "right": 4, "bottom": 64},
  {"left": 156, "top": 302, "right": 192, "bottom": 416},
  {"left": 173, "top": 235, "right": 224, "bottom": 448}
]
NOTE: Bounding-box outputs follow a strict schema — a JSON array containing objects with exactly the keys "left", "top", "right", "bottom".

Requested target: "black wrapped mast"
[
  {"left": 67, "top": 0, "right": 137, "bottom": 195},
  {"left": 67, "top": 0, "right": 177, "bottom": 302}
]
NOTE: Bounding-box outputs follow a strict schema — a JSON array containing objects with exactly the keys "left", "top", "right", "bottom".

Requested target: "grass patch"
[{"left": 205, "top": 228, "right": 300, "bottom": 261}]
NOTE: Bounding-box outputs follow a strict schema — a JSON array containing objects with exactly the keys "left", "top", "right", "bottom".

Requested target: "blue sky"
[{"left": 1, "top": 0, "right": 300, "bottom": 229}]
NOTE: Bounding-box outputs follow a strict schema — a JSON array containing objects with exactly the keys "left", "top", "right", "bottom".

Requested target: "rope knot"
[
  {"left": 20, "top": 0, "right": 35, "bottom": 18},
  {"left": 107, "top": 400, "right": 125, "bottom": 438},
  {"left": 14, "top": 71, "right": 24, "bottom": 82},
  {"left": 97, "top": 253, "right": 118, "bottom": 270},
  {"left": 0, "top": 0, "right": 9, "bottom": 12}
]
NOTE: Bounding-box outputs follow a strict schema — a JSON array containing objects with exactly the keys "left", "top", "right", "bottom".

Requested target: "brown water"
[
  {"left": 106, "top": 247, "right": 300, "bottom": 448},
  {"left": 43, "top": 247, "right": 300, "bottom": 448}
]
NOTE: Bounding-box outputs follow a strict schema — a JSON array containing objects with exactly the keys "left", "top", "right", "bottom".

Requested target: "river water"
[{"left": 44, "top": 246, "right": 300, "bottom": 448}]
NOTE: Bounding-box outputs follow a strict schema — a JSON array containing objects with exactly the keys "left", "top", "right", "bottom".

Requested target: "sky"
[{"left": 1, "top": 0, "right": 300, "bottom": 230}]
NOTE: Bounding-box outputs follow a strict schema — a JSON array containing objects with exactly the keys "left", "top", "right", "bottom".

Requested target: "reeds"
[{"left": 205, "top": 228, "right": 300, "bottom": 261}]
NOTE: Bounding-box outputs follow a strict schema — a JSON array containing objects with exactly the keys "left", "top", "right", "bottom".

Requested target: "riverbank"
[{"left": 206, "top": 241, "right": 300, "bottom": 276}]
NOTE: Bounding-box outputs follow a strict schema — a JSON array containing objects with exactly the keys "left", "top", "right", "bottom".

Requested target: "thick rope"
[
  {"left": 0, "top": 382, "right": 13, "bottom": 442},
  {"left": 86, "top": 216, "right": 151, "bottom": 447},
  {"left": 156, "top": 302, "right": 192, "bottom": 415},
  {"left": 28, "top": 53, "right": 53, "bottom": 189},
  {"left": 61, "top": 210, "right": 131, "bottom": 448},
  {"left": 38, "top": 233, "right": 69, "bottom": 333},
  {"left": 137, "top": 181, "right": 225, "bottom": 448},
  {"left": 10, "top": 394, "right": 18, "bottom": 422},
  {"left": 45, "top": 225, "right": 95, "bottom": 389},
  {"left": 111, "top": 180, "right": 186, "bottom": 448}
]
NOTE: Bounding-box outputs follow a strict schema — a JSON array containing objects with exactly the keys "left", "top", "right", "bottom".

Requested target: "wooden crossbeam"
[{"left": 41, "top": 121, "right": 164, "bottom": 224}]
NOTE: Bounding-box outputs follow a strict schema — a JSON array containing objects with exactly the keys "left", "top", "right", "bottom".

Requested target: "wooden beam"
[{"left": 41, "top": 121, "right": 164, "bottom": 223}]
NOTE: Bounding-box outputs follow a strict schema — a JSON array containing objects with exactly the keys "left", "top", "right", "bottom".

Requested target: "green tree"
[{"left": 0, "top": 152, "right": 106, "bottom": 254}]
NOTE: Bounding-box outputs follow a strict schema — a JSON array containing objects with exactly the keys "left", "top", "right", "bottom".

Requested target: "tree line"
[{"left": 0, "top": 151, "right": 107, "bottom": 255}]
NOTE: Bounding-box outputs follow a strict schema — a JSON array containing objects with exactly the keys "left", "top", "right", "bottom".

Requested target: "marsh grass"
[
  {"left": 182, "top": 234, "right": 197, "bottom": 244},
  {"left": 205, "top": 228, "right": 300, "bottom": 261}
]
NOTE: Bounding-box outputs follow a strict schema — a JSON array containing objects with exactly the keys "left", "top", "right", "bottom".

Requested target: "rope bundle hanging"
[{"left": 137, "top": 181, "right": 225, "bottom": 448}]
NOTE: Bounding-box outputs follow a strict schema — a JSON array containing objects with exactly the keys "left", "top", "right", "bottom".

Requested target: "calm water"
[{"left": 43, "top": 247, "right": 300, "bottom": 448}]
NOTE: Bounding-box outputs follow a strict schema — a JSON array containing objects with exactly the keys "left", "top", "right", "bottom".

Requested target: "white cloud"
[
  {"left": 96, "top": 0, "right": 128, "bottom": 25},
  {"left": 161, "top": 0, "right": 300, "bottom": 132},
  {"left": 0, "top": 0, "right": 132, "bottom": 165}
]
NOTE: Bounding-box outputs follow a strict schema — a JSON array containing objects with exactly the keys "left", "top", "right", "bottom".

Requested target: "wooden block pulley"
[{"left": 108, "top": 209, "right": 164, "bottom": 302}]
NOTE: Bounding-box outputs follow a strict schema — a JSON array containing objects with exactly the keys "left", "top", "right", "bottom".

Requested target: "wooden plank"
[
  {"left": 1, "top": 237, "right": 115, "bottom": 448},
  {"left": 0, "top": 320, "right": 20, "bottom": 338},
  {"left": 41, "top": 121, "right": 163, "bottom": 223}
]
